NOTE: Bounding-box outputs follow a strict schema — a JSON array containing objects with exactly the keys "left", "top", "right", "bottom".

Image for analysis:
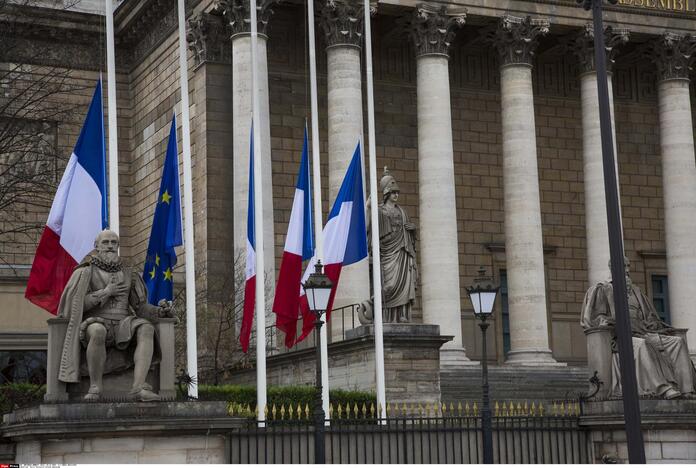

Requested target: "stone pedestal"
[
  {"left": 227, "top": 323, "right": 452, "bottom": 407},
  {"left": 1, "top": 401, "right": 243, "bottom": 464},
  {"left": 581, "top": 399, "right": 696, "bottom": 463}
]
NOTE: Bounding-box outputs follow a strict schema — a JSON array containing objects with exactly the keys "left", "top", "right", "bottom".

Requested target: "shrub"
[{"left": 0, "top": 383, "right": 45, "bottom": 414}]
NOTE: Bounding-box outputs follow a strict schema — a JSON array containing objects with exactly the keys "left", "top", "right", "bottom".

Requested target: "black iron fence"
[{"left": 228, "top": 413, "right": 591, "bottom": 464}]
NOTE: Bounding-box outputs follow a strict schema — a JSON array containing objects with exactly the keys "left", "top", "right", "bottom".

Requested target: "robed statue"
[
  {"left": 57, "top": 230, "right": 174, "bottom": 401},
  {"left": 581, "top": 258, "right": 696, "bottom": 399},
  {"left": 361, "top": 168, "right": 418, "bottom": 323}
]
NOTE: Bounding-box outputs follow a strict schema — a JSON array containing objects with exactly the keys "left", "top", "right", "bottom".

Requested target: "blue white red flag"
[
  {"left": 273, "top": 126, "right": 314, "bottom": 347},
  {"left": 240, "top": 124, "right": 256, "bottom": 353},
  {"left": 295, "top": 142, "right": 367, "bottom": 344},
  {"left": 25, "top": 80, "right": 107, "bottom": 314}
]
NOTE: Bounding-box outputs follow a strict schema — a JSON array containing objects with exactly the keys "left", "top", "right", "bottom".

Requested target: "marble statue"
[
  {"left": 581, "top": 258, "right": 696, "bottom": 399},
  {"left": 57, "top": 230, "right": 173, "bottom": 401},
  {"left": 361, "top": 168, "right": 418, "bottom": 323}
]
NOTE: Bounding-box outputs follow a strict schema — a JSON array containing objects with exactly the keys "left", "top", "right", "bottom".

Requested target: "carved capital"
[
  {"left": 215, "top": 0, "right": 277, "bottom": 38},
  {"left": 646, "top": 32, "right": 696, "bottom": 82},
  {"left": 569, "top": 24, "right": 629, "bottom": 75},
  {"left": 487, "top": 15, "right": 549, "bottom": 67},
  {"left": 319, "top": 0, "right": 376, "bottom": 48},
  {"left": 408, "top": 3, "right": 466, "bottom": 58},
  {"left": 187, "top": 13, "right": 232, "bottom": 66}
]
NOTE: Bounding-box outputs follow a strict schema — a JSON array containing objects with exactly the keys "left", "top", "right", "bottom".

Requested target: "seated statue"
[
  {"left": 581, "top": 258, "right": 696, "bottom": 399},
  {"left": 56, "top": 230, "right": 174, "bottom": 401}
]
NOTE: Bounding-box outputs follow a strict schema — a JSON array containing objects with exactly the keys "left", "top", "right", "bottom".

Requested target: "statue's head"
[
  {"left": 380, "top": 167, "right": 400, "bottom": 203},
  {"left": 94, "top": 229, "right": 120, "bottom": 263},
  {"left": 608, "top": 256, "right": 632, "bottom": 289}
]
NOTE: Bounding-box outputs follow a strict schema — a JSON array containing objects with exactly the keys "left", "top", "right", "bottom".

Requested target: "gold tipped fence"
[{"left": 226, "top": 400, "right": 582, "bottom": 420}]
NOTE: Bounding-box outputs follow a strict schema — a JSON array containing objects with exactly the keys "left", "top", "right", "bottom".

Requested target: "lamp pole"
[
  {"left": 479, "top": 317, "right": 493, "bottom": 464},
  {"left": 577, "top": 0, "right": 645, "bottom": 463},
  {"left": 313, "top": 312, "right": 326, "bottom": 464}
]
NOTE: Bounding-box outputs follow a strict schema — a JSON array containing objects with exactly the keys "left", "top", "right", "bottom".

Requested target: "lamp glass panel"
[
  {"left": 314, "top": 287, "right": 332, "bottom": 312},
  {"left": 306, "top": 289, "right": 317, "bottom": 312},
  {"left": 469, "top": 292, "right": 482, "bottom": 314},
  {"left": 480, "top": 291, "right": 497, "bottom": 314}
]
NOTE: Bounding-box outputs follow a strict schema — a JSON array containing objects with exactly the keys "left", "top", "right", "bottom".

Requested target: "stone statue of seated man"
[
  {"left": 56, "top": 230, "right": 174, "bottom": 401},
  {"left": 581, "top": 258, "right": 696, "bottom": 399}
]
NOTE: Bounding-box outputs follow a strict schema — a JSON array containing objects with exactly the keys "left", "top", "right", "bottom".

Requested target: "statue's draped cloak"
[
  {"left": 378, "top": 203, "right": 417, "bottom": 315},
  {"left": 57, "top": 262, "right": 162, "bottom": 383}
]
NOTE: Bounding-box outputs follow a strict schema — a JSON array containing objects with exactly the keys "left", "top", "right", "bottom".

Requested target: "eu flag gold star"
[
  {"left": 149, "top": 266, "right": 156, "bottom": 279},
  {"left": 161, "top": 190, "right": 172, "bottom": 204},
  {"left": 164, "top": 267, "right": 173, "bottom": 281},
  {"left": 155, "top": 254, "right": 160, "bottom": 266}
]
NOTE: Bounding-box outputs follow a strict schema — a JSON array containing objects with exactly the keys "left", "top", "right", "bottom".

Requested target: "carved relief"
[
  {"left": 569, "top": 24, "right": 629, "bottom": 75},
  {"left": 486, "top": 15, "right": 549, "bottom": 66},
  {"left": 187, "top": 12, "right": 232, "bottom": 65},
  {"left": 319, "top": 0, "right": 375, "bottom": 48},
  {"left": 215, "top": 0, "right": 277, "bottom": 38},
  {"left": 408, "top": 3, "right": 466, "bottom": 57},
  {"left": 646, "top": 32, "right": 696, "bottom": 81}
]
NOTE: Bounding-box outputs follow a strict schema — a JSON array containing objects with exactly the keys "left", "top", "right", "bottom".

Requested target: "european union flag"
[{"left": 143, "top": 115, "right": 183, "bottom": 305}]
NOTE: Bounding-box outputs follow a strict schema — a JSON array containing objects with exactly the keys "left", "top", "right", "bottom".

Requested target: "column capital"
[
  {"left": 487, "top": 15, "right": 549, "bottom": 67},
  {"left": 646, "top": 32, "right": 696, "bottom": 82},
  {"left": 408, "top": 3, "right": 466, "bottom": 58},
  {"left": 214, "top": 0, "right": 276, "bottom": 38},
  {"left": 569, "top": 24, "right": 629, "bottom": 75},
  {"left": 319, "top": 0, "right": 376, "bottom": 49},
  {"left": 187, "top": 12, "right": 232, "bottom": 66}
]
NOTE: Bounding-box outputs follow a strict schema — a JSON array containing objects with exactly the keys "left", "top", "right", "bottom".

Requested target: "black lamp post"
[
  {"left": 302, "top": 260, "right": 333, "bottom": 464},
  {"left": 466, "top": 266, "right": 499, "bottom": 465},
  {"left": 576, "top": 0, "right": 646, "bottom": 463}
]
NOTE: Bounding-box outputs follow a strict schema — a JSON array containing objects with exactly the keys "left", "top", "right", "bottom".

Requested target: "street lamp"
[
  {"left": 466, "top": 266, "right": 499, "bottom": 465},
  {"left": 302, "top": 260, "right": 333, "bottom": 464}
]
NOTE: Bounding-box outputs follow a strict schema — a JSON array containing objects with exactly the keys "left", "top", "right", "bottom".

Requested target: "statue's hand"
[
  {"left": 157, "top": 299, "right": 175, "bottom": 318},
  {"left": 103, "top": 277, "right": 128, "bottom": 298},
  {"left": 404, "top": 222, "right": 417, "bottom": 231}
]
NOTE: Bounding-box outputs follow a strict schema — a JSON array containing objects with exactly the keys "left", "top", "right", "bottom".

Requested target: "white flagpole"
[
  {"left": 249, "top": 0, "right": 268, "bottom": 424},
  {"left": 176, "top": 0, "right": 199, "bottom": 399},
  {"left": 363, "top": 0, "right": 387, "bottom": 419},
  {"left": 306, "top": 0, "right": 330, "bottom": 422},
  {"left": 105, "top": 0, "right": 119, "bottom": 234}
]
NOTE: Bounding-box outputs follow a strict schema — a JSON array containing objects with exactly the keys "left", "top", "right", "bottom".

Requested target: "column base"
[
  {"left": 440, "top": 348, "right": 479, "bottom": 369},
  {"left": 504, "top": 348, "right": 567, "bottom": 367}
]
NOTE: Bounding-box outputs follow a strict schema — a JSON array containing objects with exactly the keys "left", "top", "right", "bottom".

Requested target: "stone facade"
[{"left": 2, "top": 0, "right": 696, "bottom": 370}]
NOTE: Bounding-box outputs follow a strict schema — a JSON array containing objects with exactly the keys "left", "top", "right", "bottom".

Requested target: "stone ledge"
[
  {"left": 345, "top": 323, "right": 443, "bottom": 339},
  {"left": 580, "top": 399, "right": 696, "bottom": 428}
]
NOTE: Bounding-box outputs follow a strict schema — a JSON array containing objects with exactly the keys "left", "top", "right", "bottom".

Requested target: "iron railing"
[{"left": 228, "top": 413, "right": 591, "bottom": 464}]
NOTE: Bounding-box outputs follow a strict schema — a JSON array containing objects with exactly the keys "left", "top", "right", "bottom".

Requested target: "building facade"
[{"left": 2, "top": 0, "right": 696, "bottom": 381}]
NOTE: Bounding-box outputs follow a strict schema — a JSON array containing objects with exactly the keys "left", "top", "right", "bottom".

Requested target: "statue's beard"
[{"left": 97, "top": 251, "right": 120, "bottom": 265}]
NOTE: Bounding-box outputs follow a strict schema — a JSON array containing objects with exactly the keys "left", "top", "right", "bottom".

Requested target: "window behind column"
[{"left": 651, "top": 274, "right": 671, "bottom": 325}]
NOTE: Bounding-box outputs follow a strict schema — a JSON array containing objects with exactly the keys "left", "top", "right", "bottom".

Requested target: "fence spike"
[
  {"left": 305, "top": 403, "right": 311, "bottom": 420},
  {"left": 264, "top": 405, "right": 269, "bottom": 418},
  {"left": 297, "top": 403, "right": 303, "bottom": 419},
  {"left": 227, "top": 402, "right": 235, "bottom": 416},
  {"left": 508, "top": 401, "right": 514, "bottom": 417},
  {"left": 337, "top": 403, "right": 343, "bottom": 419},
  {"left": 254, "top": 405, "right": 259, "bottom": 417},
  {"left": 523, "top": 401, "right": 529, "bottom": 416},
  {"left": 370, "top": 402, "right": 376, "bottom": 419},
  {"left": 552, "top": 402, "right": 558, "bottom": 417},
  {"left": 386, "top": 402, "right": 391, "bottom": 417},
  {"left": 329, "top": 403, "right": 334, "bottom": 419},
  {"left": 246, "top": 404, "right": 252, "bottom": 416},
  {"left": 417, "top": 402, "right": 423, "bottom": 417},
  {"left": 472, "top": 402, "right": 479, "bottom": 417},
  {"left": 517, "top": 402, "right": 523, "bottom": 416},
  {"left": 353, "top": 403, "right": 359, "bottom": 418},
  {"left": 402, "top": 402, "right": 408, "bottom": 417},
  {"left": 449, "top": 402, "right": 455, "bottom": 416},
  {"left": 539, "top": 402, "right": 545, "bottom": 417},
  {"left": 561, "top": 401, "right": 567, "bottom": 416},
  {"left": 530, "top": 401, "right": 536, "bottom": 417},
  {"left": 280, "top": 404, "right": 286, "bottom": 420},
  {"left": 288, "top": 404, "right": 294, "bottom": 419},
  {"left": 362, "top": 403, "right": 368, "bottom": 418},
  {"left": 272, "top": 404, "right": 277, "bottom": 420},
  {"left": 425, "top": 402, "right": 432, "bottom": 417},
  {"left": 494, "top": 401, "right": 499, "bottom": 417},
  {"left": 441, "top": 402, "right": 447, "bottom": 416},
  {"left": 464, "top": 401, "right": 470, "bottom": 417}
]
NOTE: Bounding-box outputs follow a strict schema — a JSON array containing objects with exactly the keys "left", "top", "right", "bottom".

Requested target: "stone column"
[
  {"left": 219, "top": 0, "right": 276, "bottom": 293},
  {"left": 570, "top": 25, "right": 628, "bottom": 286},
  {"left": 409, "top": 4, "right": 471, "bottom": 365},
  {"left": 649, "top": 33, "right": 696, "bottom": 356},
  {"left": 319, "top": 0, "right": 370, "bottom": 338},
  {"left": 489, "top": 15, "right": 558, "bottom": 365}
]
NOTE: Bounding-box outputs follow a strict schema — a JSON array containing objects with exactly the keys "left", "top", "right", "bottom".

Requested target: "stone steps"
[{"left": 440, "top": 365, "right": 591, "bottom": 404}]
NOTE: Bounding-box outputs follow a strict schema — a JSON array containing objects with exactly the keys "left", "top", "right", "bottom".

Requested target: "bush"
[{"left": 0, "top": 383, "right": 45, "bottom": 414}]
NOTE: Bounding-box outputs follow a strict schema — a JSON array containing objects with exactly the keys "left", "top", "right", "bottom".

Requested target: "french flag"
[
  {"left": 273, "top": 127, "right": 314, "bottom": 348},
  {"left": 296, "top": 143, "right": 367, "bottom": 344},
  {"left": 25, "top": 81, "right": 108, "bottom": 314},
  {"left": 240, "top": 126, "right": 256, "bottom": 353}
]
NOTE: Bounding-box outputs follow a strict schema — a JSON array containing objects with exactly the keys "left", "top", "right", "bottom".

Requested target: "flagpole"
[
  {"left": 306, "top": 0, "right": 330, "bottom": 422},
  {"left": 249, "top": 0, "right": 268, "bottom": 424},
  {"left": 363, "top": 0, "right": 387, "bottom": 419},
  {"left": 105, "top": 0, "right": 119, "bottom": 234},
  {"left": 176, "top": 0, "right": 199, "bottom": 399}
]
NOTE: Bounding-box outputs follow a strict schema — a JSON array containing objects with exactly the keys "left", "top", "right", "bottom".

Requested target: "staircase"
[{"left": 440, "top": 365, "right": 591, "bottom": 403}]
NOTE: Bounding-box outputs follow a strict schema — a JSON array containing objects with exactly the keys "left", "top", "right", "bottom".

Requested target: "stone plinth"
[
  {"left": 228, "top": 324, "right": 452, "bottom": 407},
  {"left": 1, "top": 401, "right": 244, "bottom": 464},
  {"left": 580, "top": 399, "right": 696, "bottom": 463}
]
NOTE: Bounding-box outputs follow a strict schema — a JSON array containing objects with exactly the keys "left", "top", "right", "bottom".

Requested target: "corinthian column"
[
  {"left": 489, "top": 15, "right": 558, "bottom": 365},
  {"left": 570, "top": 25, "right": 628, "bottom": 286},
  {"left": 649, "top": 33, "right": 696, "bottom": 357},
  {"left": 409, "top": 4, "right": 471, "bottom": 365},
  {"left": 218, "top": 0, "right": 276, "bottom": 290},
  {"left": 319, "top": 0, "right": 370, "bottom": 337}
]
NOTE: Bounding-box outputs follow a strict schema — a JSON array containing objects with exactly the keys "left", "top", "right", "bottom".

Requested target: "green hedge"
[
  {"left": 0, "top": 383, "right": 45, "bottom": 414},
  {"left": 196, "top": 384, "right": 374, "bottom": 408}
]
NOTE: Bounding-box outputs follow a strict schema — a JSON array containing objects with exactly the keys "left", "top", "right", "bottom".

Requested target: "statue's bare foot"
[
  {"left": 84, "top": 385, "right": 101, "bottom": 401},
  {"left": 130, "top": 387, "right": 162, "bottom": 402},
  {"left": 664, "top": 388, "right": 681, "bottom": 400}
]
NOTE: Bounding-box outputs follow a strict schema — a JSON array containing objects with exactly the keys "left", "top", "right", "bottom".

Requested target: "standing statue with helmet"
[{"left": 361, "top": 168, "right": 419, "bottom": 323}]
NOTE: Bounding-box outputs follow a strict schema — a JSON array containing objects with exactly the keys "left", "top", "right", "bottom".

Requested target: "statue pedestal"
[
  {"left": 1, "top": 401, "right": 243, "bottom": 464},
  {"left": 580, "top": 399, "right": 696, "bottom": 463}
]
